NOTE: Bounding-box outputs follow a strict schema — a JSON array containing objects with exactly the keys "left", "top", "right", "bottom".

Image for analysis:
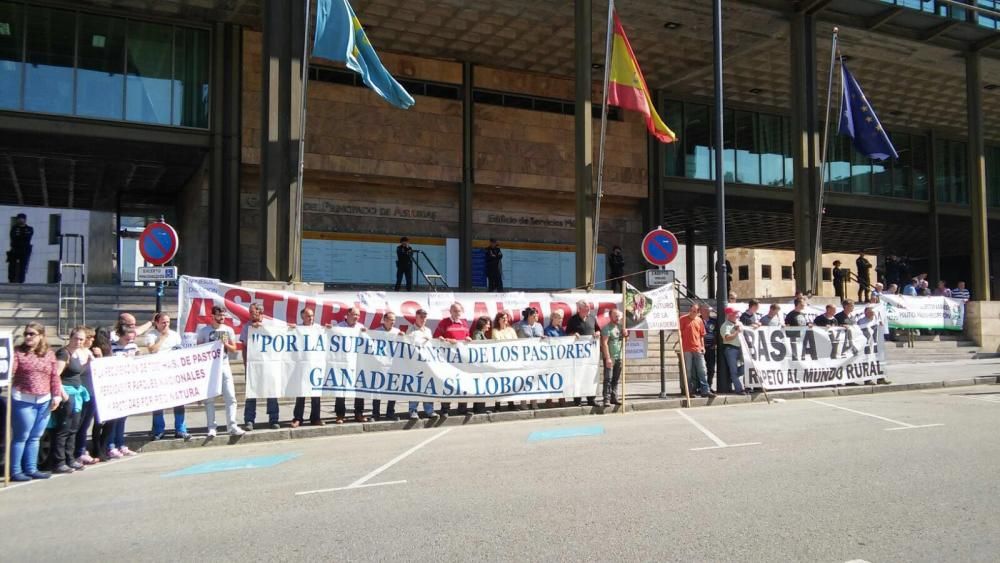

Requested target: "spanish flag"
[{"left": 607, "top": 12, "right": 676, "bottom": 143}]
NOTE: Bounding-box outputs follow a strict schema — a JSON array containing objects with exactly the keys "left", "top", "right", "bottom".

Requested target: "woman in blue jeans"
[{"left": 10, "top": 322, "right": 66, "bottom": 481}]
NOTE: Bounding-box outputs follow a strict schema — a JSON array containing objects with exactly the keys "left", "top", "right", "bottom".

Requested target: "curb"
[{"left": 126, "top": 377, "right": 1000, "bottom": 454}]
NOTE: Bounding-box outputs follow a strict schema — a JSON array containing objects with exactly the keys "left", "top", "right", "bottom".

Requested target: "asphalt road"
[{"left": 2, "top": 385, "right": 999, "bottom": 562}]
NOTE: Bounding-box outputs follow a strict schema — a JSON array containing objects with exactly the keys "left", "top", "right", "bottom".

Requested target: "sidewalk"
[{"left": 107, "top": 357, "right": 1000, "bottom": 454}]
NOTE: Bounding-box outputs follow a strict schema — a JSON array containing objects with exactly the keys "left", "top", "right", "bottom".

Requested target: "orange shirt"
[{"left": 679, "top": 314, "right": 706, "bottom": 353}]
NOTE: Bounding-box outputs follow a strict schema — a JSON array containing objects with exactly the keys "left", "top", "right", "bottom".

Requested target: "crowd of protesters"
[{"left": 6, "top": 268, "right": 957, "bottom": 481}]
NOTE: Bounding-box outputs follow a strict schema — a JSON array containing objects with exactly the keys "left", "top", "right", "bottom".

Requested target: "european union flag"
[
  {"left": 313, "top": 0, "right": 415, "bottom": 109},
  {"left": 839, "top": 62, "right": 897, "bottom": 160}
]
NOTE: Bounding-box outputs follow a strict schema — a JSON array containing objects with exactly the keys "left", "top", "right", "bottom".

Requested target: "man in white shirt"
[
  {"left": 406, "top": 308, "right": 436, "bottom": 420},
  {"left": 372, "top": 312, "right": 400, "bottom": 421},
  {"left": 196, "top": 305, "right": 245, "bottom": 437},
  {"left": 146, "top": 313, "right": 191, "bottom": 441},
  {"left": 291, "top": 308, "right": 324, "bottom": 428},
  {"left": 335, "top": 307, "right": 369, "bottom": 424}
]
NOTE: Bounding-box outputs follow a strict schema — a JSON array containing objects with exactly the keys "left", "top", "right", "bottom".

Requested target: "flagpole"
[
  {"left": 814, "top": 27, "right": 839, "bottom": 294},
  {"left": 292, "top": 0, "right": 312, "bottom": 282},
  {"left": 591, "top": 0, "right": 615, "bottom": 290}
]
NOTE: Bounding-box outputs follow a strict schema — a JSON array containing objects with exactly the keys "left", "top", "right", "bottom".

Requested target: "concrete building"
[{"left": 1, "top": 0, "right": 998, "bottom": 299}]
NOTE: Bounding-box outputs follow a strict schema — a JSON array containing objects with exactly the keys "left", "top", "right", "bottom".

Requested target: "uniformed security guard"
[
  {"left": 394, "top": 236, "right": 413, "bottom": 291},
  {"left": 485, "top": 238, "right": 504, "bottom": 292},
  {"left": 7, "top": 213, "right": 33, "bottom": 283}
]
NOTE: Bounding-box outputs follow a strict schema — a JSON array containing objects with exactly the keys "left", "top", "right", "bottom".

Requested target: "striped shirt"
[{"left": 951, "top": 287, "right": 970, "bottom": 300}]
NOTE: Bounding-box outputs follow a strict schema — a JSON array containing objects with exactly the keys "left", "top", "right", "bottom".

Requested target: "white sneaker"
[
  {"left": 206, "top": 428, "right": 217, "bottom": 438},
  {"left": 229, "top": 425, "right": 246, "bottom": 436}
]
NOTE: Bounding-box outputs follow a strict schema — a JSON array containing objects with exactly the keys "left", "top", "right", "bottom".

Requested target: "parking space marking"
[
  {"left": 676, "top": 410, "right": 761, "bottom": 451},
  {"left": 943, "top": 392, "right": 1000, "bottom": 404},
  {"left": 528, "top": 425, "right": 604, "bottom": 442},
  {"left": 808, "top": 399, "right": 943, "bottom": 431},
  {"left": 163, "top": 453, "right": 300, "bottom": 478},
  {"left": 296, "top": 428, "right": 452, "bottom": 495}
]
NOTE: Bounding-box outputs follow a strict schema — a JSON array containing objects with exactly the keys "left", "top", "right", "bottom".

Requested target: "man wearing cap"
[
  {"left": 395, "top": 236, "right": 414, "bottom": 291},
  {"left": 485, "top": 238, "right": 504, "bottom": 292},
  {"left": 720, "top": 307, "right": 747, "bottom": 394},
  {"left": 7, "top": 212, "right": 33, "bottom": 283}
]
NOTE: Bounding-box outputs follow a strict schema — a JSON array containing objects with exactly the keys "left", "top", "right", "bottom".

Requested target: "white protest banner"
[
  {"left": 90, "top": 341, "right": 225, "bottom": 421},
  {"left": 881, "top": 294, "right": 964, "bottom": 331},
  {"left": 245, "top": 326, "right": 600, "bottom": 402},
  {"left": 178, "top": 276, "right": 627, "bottom": 346},
  {"left": 739, "top": 325, "right": 887, "bottom": 390},
  {"left": 623, "top": 282, "right": 679, "bottom": 331},
  {"left": 0, "top": 330, "right": 12, "bottom": 388}
]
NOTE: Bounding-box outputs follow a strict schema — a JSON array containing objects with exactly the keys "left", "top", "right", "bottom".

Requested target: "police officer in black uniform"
[
  {"left": 394, "top": 236, "right": 413, "bottom": 291},
  {"left": 7, "top": 213, "right": 33, "bottom": 283},
  {"left": 485, "top": 238, "right": 504, "bottom": 292},
  {"left": 608, "top": 245, "right": 625, "bottom": 292}
]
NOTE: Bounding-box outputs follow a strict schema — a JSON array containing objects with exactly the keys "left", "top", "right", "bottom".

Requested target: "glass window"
[
  {"left": 949, "top": 140, "right": 968, "bottom": 204},
  {"left": 822, "top": 267, "right": 832, "bottom": 281},
  {"left": 850, "top": 148, "right": 872, "bottom": 195},
  {"left": 761, "top": 265, "right": 772, "bottom": 279},
  {"left": 684, "top": 103, "right": 712, "bottom": 180},
  {"left": 24, "top": 6, "right": 75, "bottom": 115},
  {"left": 912, "top": 135, "right": 929, "bottom": 200},
  {"left": 126, "top": 22, "right": 173, "bottom": 124},
  {"left": 759, "top": 114, "right": 784, "bottom": 187},
  {"left": 871, "top": 161, "right": 891, "bottom": 196},
  {"left": 76, "top": 14, "right": 126, "bottom": 119},
  {"left": 722, "top": 108, "right": 735, "bottom": 182},
  {"left": 734, "top": 111, "right": 760, "bottom": 184},
  {"left": 890, "top": 132, "right": 911, "bottom": 198},
  {"left": 827, "top": 136, "right": 853, "bottom": 193},
  {"left": 781, "top": 265, "right": 793, "bottom": 280},
  {"left": 738, "top": 265, "right": 749, "bottom": 281},
  {"left": 0, "top": 2, "right": 22, "bottom": 110},
  {"left": 986, "top": 146, "right": 1000, "bottom": 207},
  {"left": 173, "top": 27, "right": 209, "bottom": 127},
  {"left": 662, "top": 100, "right": 683, "bottom": 177}
]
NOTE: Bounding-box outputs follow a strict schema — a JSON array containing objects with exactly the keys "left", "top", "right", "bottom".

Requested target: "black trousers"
[
  {"left": 487, "top": 269, "right": 503, "bottom": 292},
  {"left": 857, "top": 278, "right": 871, "bottom": 302},
  {"left": 395, "top": 264, "right": 412, "bottom": 291},
  {"left": 75, "top": 399, "right": 95, "bottom": 457},
  {"left": 7, "top": 249, "right": 29, "bottom": 283},
  {"left": 335, "top": 397, "right": 365, "bottom": 418},
  {"left": 372, "top": 399, "right": 396, "bottom": 417},
  {"left": 48, "top": 402, "right": 82, "bottom": 467},
  {"left": 293, "top": 397, "right": 322, "bottom": 422}
]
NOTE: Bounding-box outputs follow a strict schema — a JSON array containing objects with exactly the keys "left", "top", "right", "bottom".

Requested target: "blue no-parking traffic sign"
[
  {"left": 641, "top": 228, "right": 679, "bottom": 267},
  {"left": 139, "top": 221, "right": 179, "bottom": 266}
]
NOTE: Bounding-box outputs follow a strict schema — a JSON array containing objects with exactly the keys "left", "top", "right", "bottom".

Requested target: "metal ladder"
[
  {"left": 58, "top": 234, "right": 86, "bottom": 338},
  {"left": 413, "top": 250, "right": 448, "bottom": 292}
]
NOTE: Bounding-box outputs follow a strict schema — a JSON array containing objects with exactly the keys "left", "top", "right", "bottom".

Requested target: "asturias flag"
[
  {"left": 313, "top": 0, "right": 415, "bottom": 109},
  {"left": 607, "top": 11, "right": 676, "bottom": 143},
  {"left": 838, "top": 62, "right": 897, "bottom": 160}
]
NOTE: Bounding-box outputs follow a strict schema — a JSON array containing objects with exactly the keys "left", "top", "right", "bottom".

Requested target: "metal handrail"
[{"left": 413, "top": 250, "right": 448, "bottom": 291}]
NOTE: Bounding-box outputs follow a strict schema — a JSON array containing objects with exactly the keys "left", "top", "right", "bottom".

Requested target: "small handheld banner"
[
  {"left": 623, "top": 282, "right": 679, "bottom": 331},
  {"left": 1, "top": 330, "right": 12, "bottom": 487},
  {"left": 90, "top": 341, "right": 225, "bottom": 422}
]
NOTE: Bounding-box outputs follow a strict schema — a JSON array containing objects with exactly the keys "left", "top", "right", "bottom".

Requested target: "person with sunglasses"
[{"left": 9, "top": 322, "right": 65, "bottom": 481}]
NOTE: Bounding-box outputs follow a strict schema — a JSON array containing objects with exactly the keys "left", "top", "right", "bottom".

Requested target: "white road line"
[
  {"left": 808, "top": 399, "right": 944, "bottom": 431},
  {"left": 0, "top": 454, "right": 140, "bottom": 493},
  {"left": 677, "top": 410, "right": 761, "bottom": 451},
  {"left": 296, "top": 428, "right": 452, "bottom": 496}
]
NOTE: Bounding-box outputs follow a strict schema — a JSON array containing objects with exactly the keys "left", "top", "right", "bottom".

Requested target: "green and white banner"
[{"left": 881, "top": 295, "right": 965, "bottom": 331}]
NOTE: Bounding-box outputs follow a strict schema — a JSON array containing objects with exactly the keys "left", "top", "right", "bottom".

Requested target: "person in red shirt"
[
  {"left": 678, "top": 303, "right": 714, "bottom": 398},
  {"left": 434, "top": 302, "right": 471, "bottom": 417}
]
